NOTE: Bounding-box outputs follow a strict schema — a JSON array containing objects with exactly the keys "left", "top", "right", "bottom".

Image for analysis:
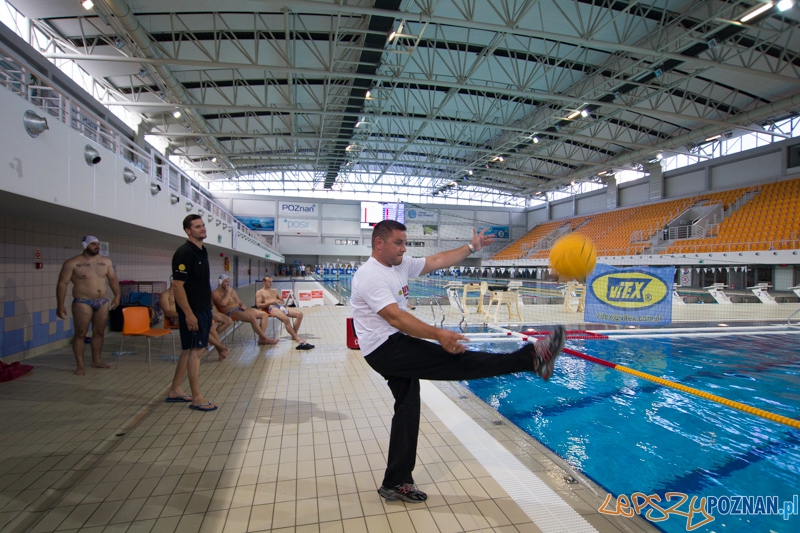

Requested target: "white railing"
[{"left": 0, "top": 47, "right": 280, "bottom": 257}]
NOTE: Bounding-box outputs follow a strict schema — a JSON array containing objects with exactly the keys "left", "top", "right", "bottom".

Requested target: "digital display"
[{"left": 360, "top": 201, "right": 405, "bottom": 228}]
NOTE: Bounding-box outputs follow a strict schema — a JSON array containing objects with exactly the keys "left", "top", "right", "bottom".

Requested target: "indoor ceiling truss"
[{"left": 15, "top": 0, "right": 800, "bottom": 205}]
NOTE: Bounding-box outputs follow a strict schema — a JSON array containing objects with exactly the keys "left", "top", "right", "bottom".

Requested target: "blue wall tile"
[{"left": 3, "top": 301, "right": 13, "bottom": 318}]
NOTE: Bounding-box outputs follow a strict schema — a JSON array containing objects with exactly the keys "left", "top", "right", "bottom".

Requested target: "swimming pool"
[
  {"left": 463, "top": 331, "right": 800, "bottom": 533},
  {"left": 320, "top": 273, "right": 561, "bottom": 301}
]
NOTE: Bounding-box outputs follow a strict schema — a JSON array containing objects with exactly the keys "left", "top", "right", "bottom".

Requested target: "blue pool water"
[{"left": 463, "top": 333, "right": 800, "bottom": 533}]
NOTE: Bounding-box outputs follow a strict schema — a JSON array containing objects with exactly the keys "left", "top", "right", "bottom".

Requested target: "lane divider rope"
[{"left": 563, "top": 347, "right": 800, "bottom": 430}]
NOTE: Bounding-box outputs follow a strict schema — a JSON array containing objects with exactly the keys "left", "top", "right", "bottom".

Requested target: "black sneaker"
[
  {"left": 377, "top": 483, "right": 428, "bottom": 503},
  {"left": 533, "top": 326, "right": 565, "bottom": 381}
]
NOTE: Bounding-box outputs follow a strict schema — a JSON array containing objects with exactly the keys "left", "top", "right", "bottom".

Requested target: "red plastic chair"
[{"left": 117, "top": 306, "right": 175, "bottom": 371}]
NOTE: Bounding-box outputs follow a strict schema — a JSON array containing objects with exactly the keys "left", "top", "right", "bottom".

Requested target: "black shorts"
[{"left": 177, "top": 310, "right": 212, "bottom": 350}]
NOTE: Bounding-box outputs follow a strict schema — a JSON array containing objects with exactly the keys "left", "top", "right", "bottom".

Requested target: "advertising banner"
[
  {"left": 405, "top": 207, "right": 438, "bottom": 222},
  {"left": 278, "top": 218, "right": 318, "bottom": 234},
  {"left": 585, "top": 264, "right": 675, "bottom": 326},
  {"left": 279, "top": 201, "right": 318, "bottom": 215},
  {"left": 235, "top": 216, "right": 275, "bottom": 232},
  {"left": 478, "top": 225, "right": 510, "bottom": 239}
]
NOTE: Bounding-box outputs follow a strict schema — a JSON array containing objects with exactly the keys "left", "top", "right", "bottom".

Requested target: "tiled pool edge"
[{"left": 428, "top": 380, "right": 660, "bottom": 533}]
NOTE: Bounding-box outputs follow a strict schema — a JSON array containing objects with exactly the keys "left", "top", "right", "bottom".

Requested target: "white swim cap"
[{"left": 82, "top": 235, "right": 99, "bottom": 249}]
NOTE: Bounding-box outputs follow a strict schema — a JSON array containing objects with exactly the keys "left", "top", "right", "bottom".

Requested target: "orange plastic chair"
[{"left": 118, "top": 306, "right": 175, "bottom": 371}]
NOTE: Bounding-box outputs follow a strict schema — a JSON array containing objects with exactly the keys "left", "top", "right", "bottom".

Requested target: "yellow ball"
[{"left": 549, "top": 233, "right": 597, "bottom": 280}]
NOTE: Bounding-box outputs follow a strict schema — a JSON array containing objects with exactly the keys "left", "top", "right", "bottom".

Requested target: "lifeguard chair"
[
  {"left": 486, "top": 285, "right": 523, "bottom": 322},
  {"left": 461, "top": 281, "right": 488, "bottom": 315},
  {"left": 562, "top": 281, "right": 586, "bottom": 313}
]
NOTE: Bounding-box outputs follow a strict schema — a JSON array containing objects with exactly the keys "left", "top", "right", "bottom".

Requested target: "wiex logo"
[
  {"left": 590, "top": 272, "right": 667, "bottom": 309},
  {"left": 606, "top": 279, "right": 650, "bottom": 302}
]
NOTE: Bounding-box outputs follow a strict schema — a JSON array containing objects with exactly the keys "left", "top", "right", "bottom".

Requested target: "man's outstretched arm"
[{"left": 420, "top": 228, "right": 494, "bottom": 275}]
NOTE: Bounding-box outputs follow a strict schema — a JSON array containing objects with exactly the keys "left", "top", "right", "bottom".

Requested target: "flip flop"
[
  {"left": 188, "top": 402, "right": 218, "bottom": 412},
  {"left": 296, "top": 342, "right": 315, "bottom": 350},
  {"left": 165, "top": 395, "right": 192, "bottom": 403}
]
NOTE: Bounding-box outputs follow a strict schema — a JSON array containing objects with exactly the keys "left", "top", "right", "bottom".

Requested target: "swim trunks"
[
  {"left": 267, "top": 304, "right": 288, "bottom": 315},
  {"left": 73, "top": 297, "right": 109, "bottom": 311}
]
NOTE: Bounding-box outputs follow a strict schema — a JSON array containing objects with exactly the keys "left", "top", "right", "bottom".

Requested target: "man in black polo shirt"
[{"left": 165, "top": 214, "right": 217, "bottom": 411}]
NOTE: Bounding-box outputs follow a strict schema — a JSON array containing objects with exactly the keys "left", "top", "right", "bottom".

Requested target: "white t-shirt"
[{"left": 350, "top": 255, "right": 426, "bottom": 355}]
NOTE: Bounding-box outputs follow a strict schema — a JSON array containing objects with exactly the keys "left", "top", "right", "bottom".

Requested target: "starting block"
[
  {"left": 673, "top": 283, "right": 686, "bottom": 305},
  {"left": 704, "top": 283, "right": 732, "bottom": 304},
  {"left": 790, "top": 285, "right": 800, "bottom": 299},
  {"left": 748, "top": 283, "right": 778, "bottom": 305}
]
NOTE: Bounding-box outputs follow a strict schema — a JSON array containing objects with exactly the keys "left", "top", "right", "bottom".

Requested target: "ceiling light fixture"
[
  {"left": 777, "top": 0, "right": 793, "bottom": 10},
  {"left": 211, "top": 156, "right": 218, "bottom": 163},
  {"left": 532, "top": 136, "right": 539, "bottom": 143},
  {"left": 81, "top": 0, "right": 94, "bottom": 10},
  {"left": 567, "top": 110, "right": 581, "bottom": 120},
  {"left": 581, "top": 109, "right": 590, "bottom": 118},
  {"left": 172, "top": 109, "right": 181, "bottom": 119},
  {"left": 389, "top": 21, "right": 404, "bottom": 42},
  {"left": 741, "top": 2, "right": 773, "bottom": 22},
  {"left": 705, "top": 134, "right": 722, "bottom": 142}
]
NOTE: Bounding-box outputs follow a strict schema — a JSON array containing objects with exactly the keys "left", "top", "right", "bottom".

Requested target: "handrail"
[{"left": 0, "top": 45, "right": 280, "bottom": 257}]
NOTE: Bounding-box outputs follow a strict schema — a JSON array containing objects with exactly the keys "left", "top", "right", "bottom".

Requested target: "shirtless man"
[
  {"left": 56, "top": 236, "right": 121, "bottom": 375},
  {"left": 212, "top": 275, "right": 277, "bottom": 345},
  {"left": 256, "top": 276, "right": 314, "bottom": 350},
  {"left": 159, "top": 281, "right": 231, "bottom": 360}
]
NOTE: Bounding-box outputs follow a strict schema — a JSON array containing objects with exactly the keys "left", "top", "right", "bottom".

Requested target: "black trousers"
[{"left": 364, "top": 332, "right": 533, "bottom": 488}]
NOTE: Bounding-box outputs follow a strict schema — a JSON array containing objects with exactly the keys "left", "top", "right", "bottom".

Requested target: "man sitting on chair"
[
  {"left": 212, "top": 275, "right": 277, "bottom": 346},
  {"left": 256, "top": 276, "right": 314, "bottom": 350},
  {"left": 159, "top": 279, "right": 230, "bottom": 359}
]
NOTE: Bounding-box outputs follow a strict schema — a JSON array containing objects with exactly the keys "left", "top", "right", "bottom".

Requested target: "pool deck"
[{"left": 5, "top": 301, "right": 767, "bottom": 533}]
